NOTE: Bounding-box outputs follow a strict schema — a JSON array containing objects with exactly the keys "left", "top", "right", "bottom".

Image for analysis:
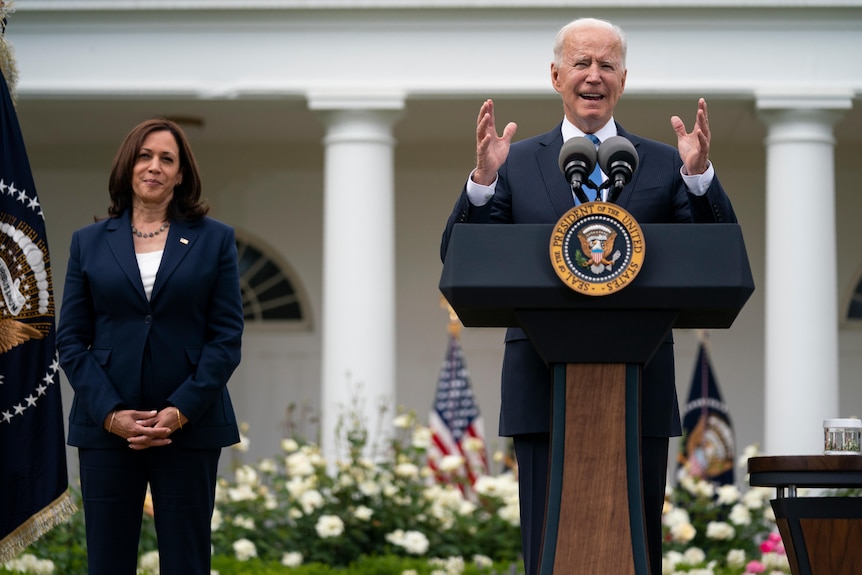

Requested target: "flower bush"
[
  {"left": 4, "top": 403, "right": 800, "bottom": 575},
  {"left": 661, "top": 444, "right": 791, "bottom": 575},
  {"left": 208, "top": 408, "right": 523, "bottom": 570},
  {"left": 3, "top": 404, "right": 523, "bottom": 575}
]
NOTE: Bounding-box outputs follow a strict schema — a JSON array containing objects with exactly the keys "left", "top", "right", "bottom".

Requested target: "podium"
[{"left": 440, "top": 223, "right": 754, "bottom": 575}]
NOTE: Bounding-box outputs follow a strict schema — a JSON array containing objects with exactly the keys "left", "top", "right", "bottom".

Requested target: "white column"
[
  {"left": 309, "top": 93, "right": 404, "bottom": 463},
  {"left": 757, "top": 94, "right": 850, "bottom": 456}
]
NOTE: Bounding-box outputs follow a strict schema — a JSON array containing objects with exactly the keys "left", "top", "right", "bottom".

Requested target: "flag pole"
[{"left": 441, "top": 295, "right": 461, "bottom": 339}]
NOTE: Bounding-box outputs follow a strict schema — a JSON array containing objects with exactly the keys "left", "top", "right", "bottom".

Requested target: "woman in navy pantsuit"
[{"left": 57, "top": 119, "right": 244, "bottom": 575}]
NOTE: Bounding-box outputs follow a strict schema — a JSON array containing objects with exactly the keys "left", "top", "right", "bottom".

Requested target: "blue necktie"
[{"left": 585, "top": 134, "right": 603, "bottom": 202}]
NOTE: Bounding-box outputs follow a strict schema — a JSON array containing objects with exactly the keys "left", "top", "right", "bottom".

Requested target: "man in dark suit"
[{"left": 440, "top": 17, "right": 736, "bottom": 575}]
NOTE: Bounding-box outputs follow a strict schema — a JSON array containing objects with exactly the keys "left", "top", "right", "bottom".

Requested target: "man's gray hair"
[{"left": 553, "top": 18, "right": 627, "bottom": 68}]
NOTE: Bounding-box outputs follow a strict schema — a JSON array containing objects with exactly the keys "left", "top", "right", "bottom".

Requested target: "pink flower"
[
  {"left": 768, "top": 532, "right": 786, "bottom": 554},
  {"left": 760, "top": 531, "right": 785, "bottom": 554},
  {"left": 745, "top": 560, "right": 766, "bottom": 573}
]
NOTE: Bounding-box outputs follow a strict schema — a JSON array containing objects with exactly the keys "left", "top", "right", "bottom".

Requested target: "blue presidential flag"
[
  {"left": 677, "top": 337, "right": 736, "bottom": 485},
  {"left": 0, "top": 66, "right": 76, "bottom": 562}
]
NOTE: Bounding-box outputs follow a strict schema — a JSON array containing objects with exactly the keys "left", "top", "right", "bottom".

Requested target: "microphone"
[
  {"left": 597, "top": 136, "right": 638, "bottom": 202},
  {"left": 557, "top": 137, "right": 597, "bottom": 204}
]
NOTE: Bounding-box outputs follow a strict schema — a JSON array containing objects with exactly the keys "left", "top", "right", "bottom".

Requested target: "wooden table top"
[{"left": 748, "top": 455, "right": 862, "bottom": 488}]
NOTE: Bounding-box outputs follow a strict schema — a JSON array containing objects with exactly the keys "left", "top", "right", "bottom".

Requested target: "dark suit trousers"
[
  {"left": 514, "top": 433, "right": 668, "bottom": 575},
  {"left": 79, "top": 445, "right": 221, "bottom": 575}
]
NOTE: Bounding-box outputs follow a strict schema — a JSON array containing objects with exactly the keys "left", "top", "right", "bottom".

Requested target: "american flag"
[{"left": 428, "top": 330, "right": 489, "bottom": 489}]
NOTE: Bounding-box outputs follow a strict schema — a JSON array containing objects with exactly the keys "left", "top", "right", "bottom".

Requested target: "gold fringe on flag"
[{"left": 0, "top": 489, "right": 78, "bottom": 563}]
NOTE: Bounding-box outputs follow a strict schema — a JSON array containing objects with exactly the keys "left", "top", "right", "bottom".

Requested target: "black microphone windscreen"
[
  {"left": 558, "top": 136, "right": 597, "bottom": 175},
  {"left": 597, "top": 136, "right": 638, "bottom": 175}
]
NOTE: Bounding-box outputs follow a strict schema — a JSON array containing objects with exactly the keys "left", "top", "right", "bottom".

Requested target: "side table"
[{"left": 748, "top": 455, "right": 862, "bottom": 575}]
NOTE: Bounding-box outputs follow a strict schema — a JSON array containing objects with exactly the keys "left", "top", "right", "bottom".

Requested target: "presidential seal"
[
  {"left": 0, "top": 209, "right": 58, "bottom": 424},
  {"left": 549, "top": 202, "right": 645, "bottom": 296}
]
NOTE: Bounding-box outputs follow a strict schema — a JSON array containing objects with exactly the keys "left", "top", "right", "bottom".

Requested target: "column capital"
[
  {"left": 307, "top": 90, "right": 406, "bottom": 113},
  {"left": 755, "top": 90, "right": 852, "bottom": 127},
  {"left": 308, "top": 91, "right": 405, "bottom": 142}
]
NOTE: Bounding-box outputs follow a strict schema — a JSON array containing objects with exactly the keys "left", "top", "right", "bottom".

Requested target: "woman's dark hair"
[{"left": 107, "top": 118, "right": 208, "bottom": 220}]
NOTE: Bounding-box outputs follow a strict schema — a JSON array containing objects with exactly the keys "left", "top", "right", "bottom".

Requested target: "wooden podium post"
[
  {"left": 541, "top": 363, "right": 646, "bottom": 574},
  {"left": 440, "top": 223, "right": 754, "bottom": 574}
]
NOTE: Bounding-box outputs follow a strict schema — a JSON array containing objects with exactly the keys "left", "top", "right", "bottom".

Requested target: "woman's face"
[{"left": 131, "top": 130, "right": 183, "bottom": 211}]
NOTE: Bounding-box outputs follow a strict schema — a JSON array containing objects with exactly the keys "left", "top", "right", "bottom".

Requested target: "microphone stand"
[
  {"left": 587, "top": 179, "right": 627, "bottom": 203},
  {"left": 583, "top": 180, "right": 614, "bottom": 203},
  {"left": 572, "top": 182, "right": 591, "bottom": 204}
]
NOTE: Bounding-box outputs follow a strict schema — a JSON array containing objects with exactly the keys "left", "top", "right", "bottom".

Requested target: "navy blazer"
[
  {"left": 58, "top": 210, "right": 243, "bottom": 449},
  {"left": 441, "top": 122, "right": 736, "bottom": 438}
]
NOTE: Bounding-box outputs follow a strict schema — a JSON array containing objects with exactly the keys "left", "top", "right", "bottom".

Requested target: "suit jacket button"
[{"left": 144, "top": 315, "right": 152, "bottom": 324}]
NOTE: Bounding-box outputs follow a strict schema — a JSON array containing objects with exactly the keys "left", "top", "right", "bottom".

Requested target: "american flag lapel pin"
[{"left": 180, "top": 238, "right": 189, "bottom": 245}]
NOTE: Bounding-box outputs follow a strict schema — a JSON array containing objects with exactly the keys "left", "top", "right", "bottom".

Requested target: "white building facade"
[{"left": 6, "top": 0, "right": 862, "bottom": 472}]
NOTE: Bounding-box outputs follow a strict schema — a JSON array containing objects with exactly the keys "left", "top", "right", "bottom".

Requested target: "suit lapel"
[
  {"left": 534, "top": 124, "right": 576, "bottom": 218},
  {"left": 105, "top": 211, "right": 148, "bottom": 302},
  {"left": 151, "top": 219, "right": 198, "bottom": 302},
  {"left": 611, "top": 123, "right": 645, "bottom": 209}
]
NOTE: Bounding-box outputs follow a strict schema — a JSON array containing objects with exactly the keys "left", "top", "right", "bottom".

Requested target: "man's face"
[{"left": 551, "top": 26, "right": 627, "bottom": 134}]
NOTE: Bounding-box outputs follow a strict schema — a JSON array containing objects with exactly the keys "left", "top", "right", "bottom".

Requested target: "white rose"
[
  {"left": 387, "top": 529, "right": 430, "bottom": 555},
  {"left": 498, "top": 503, "right": 520, "bottom": 527},
  {"left": 234, "top": 465, "right": 259, "bottom": 487},
  {"left": 682, "top": 546, "right": 706, "bottom": 566},
  {"left": 670, "top": 521, "right": 697, "bottom": 544},
  {"left": 359, "top": 480, "right": 381, "bottom": 497},
  {"left": 715, "top": 484, "right": 741, "bottom": 505},
  {"left": 729, "top": 503, "right": 752, "bottom": 525},
  {"left": 438, "top": 454, "right": 465, "bottom": 473},
  {"left": 395, "top": 462, "right": 419, "bottom": 479},
  {"left": 232, "top": 515, "right": 255, "bottom": 530},
  {"left": 233, "top": 433, "right": 250, "bottom": 452},
  {"left": 138, "top": 550, "right": 160, "bottom": 572},
  {"left": 258, "top": 458, "right": 277, "bottom": 474},
  {"left": 462, "top": 436, "right": 485, "bottom": 453},
  {"left": 286, "top": 452, "right": 315, "bottom": 477},
  {"left": 726, "top": 549, "right": 747, "bottom": 568},
  {"left": 706, "top": 521, "right": 736, "bottom": 540},
  {"left": 281, "top": 551, "right": 303, "bottom": 567},
  {"left": 211, "top": 507, "right": 223, "bottom": 531},
  {"left": 299, "top": 489, "right": 325, "bottom": 514},
  {"left": 393, "top": 413, "right": 414, "bottom": 428},
  {"left": 232, "top": 538, "right": 257, "bottom": 562},
  {"left": 315, "top": 514, "right": 345, "bottom": 538},
  {"left": 412, "top": 426, "right": 432, "bottom": 449},
  {"left": 227, "top": 484, "right": 257, "bottom": 502},
  {"left": 354, "top": 505, "right": 374, "bottom": 521}
]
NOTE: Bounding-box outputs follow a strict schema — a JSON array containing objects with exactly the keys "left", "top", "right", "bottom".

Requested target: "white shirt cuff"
[
  {"left": 681, "top": 162, "right": 715, "bottom": 196},
  {"left": 465, "top": 169, "right": 497, "bottom": 206}
]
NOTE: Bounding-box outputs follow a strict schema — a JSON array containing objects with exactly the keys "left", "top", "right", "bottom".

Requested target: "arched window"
[{"left": 236, "top": 231, "right": 311, "bottom": 329}]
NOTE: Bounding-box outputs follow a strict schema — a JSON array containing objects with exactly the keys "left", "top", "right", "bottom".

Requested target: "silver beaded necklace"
[{"left": 131, "top": 221, "right": 170, "bottom": 238}]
